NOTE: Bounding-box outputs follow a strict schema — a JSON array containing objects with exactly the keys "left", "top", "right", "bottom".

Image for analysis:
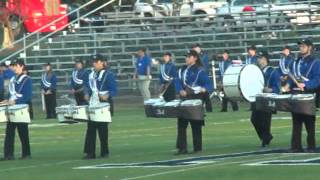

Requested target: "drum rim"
[{"left": 238, "top": 64, "right": 265, "bottom": 103}]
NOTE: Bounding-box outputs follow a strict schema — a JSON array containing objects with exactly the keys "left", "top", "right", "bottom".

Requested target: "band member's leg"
[
  {"left": 316, "top": 88, "right": 320, "bottom": 108},
  {"left": 74, "top": 92, "right": 81, "bottom": 105},
  {"left": 51, "top": 91, "right": 57, "bottom": 118},
  {"left": 176, "top": 118, "right": 188, "bottom": 152},
  {"left": 144, "top": 79, "right": 151, "bottom": 100},
  {"left": 251, "top": 110, "right": 264, "bottom": 141},
  {"left": 190, "top": 121, "right": 203, "bottom": 152},
  {"left": 203, "top": 92, "right": 212, "bottom": 112},
  {"left": 44, "top": 94, "right": 51, "bottom": 118},
  {"left": 291, "top": 113, "right": 303, "bottom": 151},
  {"left": 17, "top": 123, "right": 31, "bottom": 157},
  {"left": 85, "top": 121, "right": 97, "bottom": 157},
  {"left": 28, "top": 101, "right": 34, "bottom": 120},
  {"left": 261, "top": 112, "right": 273, "bottom": 146},
  {"left": 231, "top": 100, "right": 239, "bottom": 111},
  {"left": 4, "top": 123, "right": 16, "bottom": 158},
  {"left": 97, "top": 122, "right": 109, "bottom": 157},
  {"left": 303, "top": 115, "right": 316, "bottom": 151},
  {"left": 221, "top": 97, "right": 228, "bottom": 112}
]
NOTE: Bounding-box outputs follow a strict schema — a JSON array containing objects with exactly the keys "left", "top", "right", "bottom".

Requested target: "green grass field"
[{"left": 0, "top": 103, "right": 319, "bottom": 180}]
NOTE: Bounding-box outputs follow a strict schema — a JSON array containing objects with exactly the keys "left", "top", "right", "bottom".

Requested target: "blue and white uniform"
[
  {"left": 279, "top": 55, "right": 294, "bottom": 76},
  {"left": 159, "top": 62, "right": 177, "bottom": 101},
  {"left": 245, "top": 55, "right": 258, "bottom": 65},
  {"left": 40, "top": 72, "right": 57, "bottom": 119}
]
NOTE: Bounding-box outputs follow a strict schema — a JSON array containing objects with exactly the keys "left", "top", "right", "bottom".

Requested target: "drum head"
[{"left": 239, "top": 65, "right": 264, "bottom": 102}]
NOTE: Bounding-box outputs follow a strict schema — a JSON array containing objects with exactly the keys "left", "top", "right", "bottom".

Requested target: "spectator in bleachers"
[
  {"left": 192, "top": 44, "right": 210, "bottom": 73},
  {"left": 41, "top": 63, "right": 57, "bottom": 119},
  {"left": 245, "top": 45, "right": 258, "bottom": 65},
  {"left": 219, "top": 50, "right": 239, "bottom": 112},
  {"left": 134, "top": 48, "right": 151, "bottom": 101}
]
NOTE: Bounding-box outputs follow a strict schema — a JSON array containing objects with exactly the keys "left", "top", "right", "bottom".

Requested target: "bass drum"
[{"left": 223, "top": 64, "right": 265, "bottom": 102}]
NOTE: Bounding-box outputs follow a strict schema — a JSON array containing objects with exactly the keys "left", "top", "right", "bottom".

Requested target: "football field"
[{"left": 0, "top": 103, "right": 319, "bottom": 180}]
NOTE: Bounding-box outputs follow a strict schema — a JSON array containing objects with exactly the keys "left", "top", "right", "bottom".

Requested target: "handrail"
[
  {"left": 0, "top": 0, "right": 97, "bottom": 54},
  {"left": 0, "top": 0, "right": 118, "bottom": 63}
]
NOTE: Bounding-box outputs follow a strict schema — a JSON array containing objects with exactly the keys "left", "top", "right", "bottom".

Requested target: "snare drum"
[
  {"left": 72, "top": 105, "right": 89, "bottom": 121},
  {"left": 163, "top": 100, "right": 181, "bottom": 118},
  {"left": 7, "top": 104, "right": 30, "bottom": 123},
  {"left": 273, "top": 94, "right": 291, "bottom": 112},
  {"left": 56, "top": 105, "right": 76, "bottom": 123},
  {"left": 0, "top": 106, "right": 8, "bottom": 123},
  {"left": 144, "top": 98, "right": 165, "bottom": 117},
  {"left": 255, "top": 93, "right": 277, "bottom": 112},
  {"left": 179, "top": 99, "right": 204, "bottom": 120},
  {"left": 88, "top": 103, "right": 112, "bottom": 122},
  {"left": 223, "top": 64, "right": 264, "bottom": 102},
  {"left": 290, "top": 94, "right": 315, "bottom": 116}
]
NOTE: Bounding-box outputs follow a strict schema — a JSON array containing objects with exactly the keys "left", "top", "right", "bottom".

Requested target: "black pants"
[
  {"left": 176, "top": 118, "right": 204, "bottom": 152},
  {"left": 203, "top": 92, "right": 213, "bottom": 112},
  {"left": 316, "top": 88, "right": 320, "bottom": 108},
  {"left": 0, "top": 91, "right": 4, "bottom": 101},
  {"left": 221, "top": 97, "right": 239, "bottom": 111},
  {"left": 291, "top": 113, "right": 316, "bottom": 151},
  {"left": 4, "top": 122, "right": 31, "bottom": 158},
  {"left": 44, "top": 91, "right": 57, "bottom": 119},
  {"left": 28, "top": 101, "right": 34, "bottom": 120},
  {"left": 251, "top": 110, "right": 272, "bottom": 143},
  {"left": 163, "top": 83, "right": 176, "bottom": 102},
  {"left": 83, "top": 98, "right": 113, "bottom": 156},
  {"left": 74, "top": 90, "right": 86, "bottom": 106},
  {"left": 83, "top": 121, "right": 109, "bottom": 157}
]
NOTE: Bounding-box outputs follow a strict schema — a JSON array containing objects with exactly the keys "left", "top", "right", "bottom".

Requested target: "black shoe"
[
  {"left": 262, "top": 136, "right": 273, "bottom": 147},
  {"left": 220, "top": 109, "right": 227, "bottom": 112},
  {"left": 193, "top": 150, "right": 202, "bottom": 154},
  {"left": 0, "top": 156, "right": 15, "bottom": 161},
  {"left": 83, "top": 154, "right": 96, "bottom": 159},
  {"left": 19, "top": 155, "right": 32, "bottom": 160},
  {"left": 174, "top": 150, "right": 188, "bottom": 155}
]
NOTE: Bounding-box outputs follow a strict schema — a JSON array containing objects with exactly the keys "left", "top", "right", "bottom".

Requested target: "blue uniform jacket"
[
  {"left": 41, "top": 72, "right": 57, "bottom": 91},
  {"left": 70, "top": 68, "right": 85, "bottom": 90},
  {"left": 4, "top": 69, "right": 15, "bottom": 80},
  {"left": 245, "top": 55, "right": 258, "bottom": 65},
  {"left": 136, "top": 55, "right": 151, "bottom": 75},
  {"left": 9, "top": 74, "right": 32, "bottom": 104},
  {"left": 84, "top": 69, "right": 117, "bottom": 97},
  {"left": 278, "top": 55, "right": 294, "bottom": 75},
  {"left": 159, "top": 62, "right": 177, "bottom": 84},
  {"left": 0, "top": 72, "right": 4, "bottom": 93},
  {"left": 263, "top": 66, "right": 281, "bottom": 94},
  {"left": 290, "top": 55, "right": 320, "bottom": 91},
  {"left": 200, "top": 52, "right": 210, "bottom": 73},
  {"left": 175, "top": 64, "right": 213, "bottom": 94},
  {"left": 218, "top": 59, "right": 232, "bottom": 81}
]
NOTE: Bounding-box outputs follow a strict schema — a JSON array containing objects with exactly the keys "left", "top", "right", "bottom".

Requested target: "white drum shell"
[
  {"left": 88, "top": 103, "right": 112, "bottom": 122},
  {"left": 0, "top": 107, "right": 8, "bottom": 123},
  {"left": 72, "top": 106, "right": 89, "bottom": 121},
  {"left": 8, "top": 104, "right": 30, "bottom": 123},
  {"left": 223, "top": 64, "right": 264, "bottom": 102}
]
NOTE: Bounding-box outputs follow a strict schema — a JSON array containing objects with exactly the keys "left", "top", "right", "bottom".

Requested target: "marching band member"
[
  {"left": 70, "top": 60, "right": 86, "bottom": 105},
  {"left": 159, "top": 52, "right": 176, "bottom": 102},
  {"left": 23, "top": 66, "right": 33, "bottom": 119},
  {"left": 219, "top": 50, "right": 239, "bottom": 112},
  {"left": 83, "top": 54, "right": 117, "bottom": 159},
  {"left": 0, "top": 59, "right": 32, "bottom": 161},
  {"left": 279, "top": 46, "right": 294, "bottom": 76},
  {"left": 175, "top": 50, "right": 213, "bottom": 155},
  {"left": 251, "top": 53, "right": 281, "bottom": 148},
  {"left": 285, "top": 38, "right": 320, "bottom": 153},
  {"left": 192, "top": 44, "right": 212, "bottom": 112},
  {"left": 40, "top": 63, "right": 57, "bottom": 119},
  {"left": 245, "top": 45, "right": 258, "bottom": 65}
]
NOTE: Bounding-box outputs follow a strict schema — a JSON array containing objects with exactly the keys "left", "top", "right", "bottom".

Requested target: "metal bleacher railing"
[{"left": 2, "top": 0, "right": 320, "bottom": 99}]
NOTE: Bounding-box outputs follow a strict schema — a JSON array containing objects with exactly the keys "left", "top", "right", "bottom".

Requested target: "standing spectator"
[
  {"left": 134, "top": 48, "right": 152, "bottom": 101},
  {"left": 40, "top": 63, "right": 57, "bottom": 119}
]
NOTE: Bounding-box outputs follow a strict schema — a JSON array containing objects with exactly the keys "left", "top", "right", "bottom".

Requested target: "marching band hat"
[
  {"left": 191, "top": 43, "right": 201, "bottom": 48},
  {"left": 91, "top": 54, "right": 105, "bottom": 62},
  {"left": 298, "top": 38, "right": 313, "bottom": 46},
  {"left": 186, "top": 50, "right": 199, "bottom": 58},
  {"left": 11, "top": 58, "right": 25, "bottom": 66}
]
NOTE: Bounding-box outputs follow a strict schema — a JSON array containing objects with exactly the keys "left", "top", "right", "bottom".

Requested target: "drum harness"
[
  {"left": 41, "top": 72, "right": 52, "bottom": 89},
  {"left": 89, "top": 69, "right": 109, "bottom": 106}
]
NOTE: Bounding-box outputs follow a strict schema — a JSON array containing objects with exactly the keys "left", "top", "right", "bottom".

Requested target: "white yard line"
[{"left": 120, "top": 154, "right": 300, "bottom": 180}]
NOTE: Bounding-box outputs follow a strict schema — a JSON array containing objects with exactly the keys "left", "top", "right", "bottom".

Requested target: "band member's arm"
[
  {"left": 50, "top": 74, "right": 57, "bottom": 92},
  {"left": 199, "top": 71, "right": 214, "bottom": 94},
  {"left": 103, "top": 72, "right": 117, "bottom": 98},
  {"left": 174, "top": 71, "right": 183, "bottom": 95},
  {"left": 304, "top": 62, "right": 320, "bottom": 90},
  {"left": 15, "top": 78, "right": 32, "bottom": 104},
  {"left": 202, "top": 54, "right": 210, "bottom": 72}
]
